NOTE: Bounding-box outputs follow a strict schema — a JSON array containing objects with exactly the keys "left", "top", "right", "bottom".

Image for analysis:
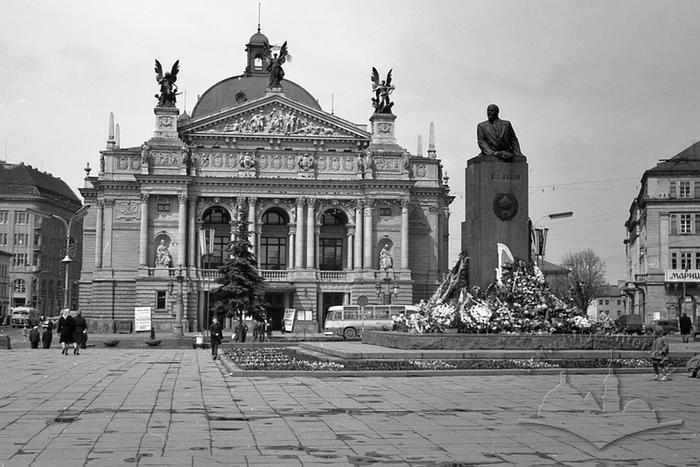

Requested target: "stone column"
[
  {"left": 354, "top": 201, "right": 363, "bottom": 269},
  {"left": 139, "top": 193, "right": 149, "bottom": 266},
  {"left": 401, "top": 199, "right": 409, "bottom": 269},
  {"left": 295, "top": 199, "right": 305, "bottom": 268},
  {"left": 177, "top": 193, "right": 187, "bottom": 267},
  {"left": 94, "top": 200, "right": 104, "bottom": 268},
  {"left": 346, "top": 228, "right": 354, "bottom": 270},
  {"left": 103, "top": 199, "right": 114, "bottom": 268},
  {"left": 288, "top": 227, "right": 296, "bottom": 269},
  {"left": 248, "top": 197, "right": 257, "bottom": 254},
  {"left": 188, "top": 197, "right": 197, "bottom": 268},
  {"left": 363, "top": 201, "right": 373, "bottom": 269},
  {"left": 306, "top": 198, "right": 315, "bottom": 269}
]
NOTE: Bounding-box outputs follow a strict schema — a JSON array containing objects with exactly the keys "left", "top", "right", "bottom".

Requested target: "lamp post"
[
  {"left": 375, "top": 269, "right": 399, "bottom": 304},
  {"left": 52, "top": 205, "right": 90, "bottom": 309},
  {"left": 169, "top": 264, "right": 185, "bottom": 337},
  {"left": 532, "top": 211, "right": 573, "bottom": 265}
]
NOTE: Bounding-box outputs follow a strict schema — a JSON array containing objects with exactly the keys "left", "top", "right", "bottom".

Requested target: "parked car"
[
  {"left": 643, "top": 318, "right": 679, "bottom": 335},
  {"left": 10, "top": 307, "right": 41, "bottom": 328},
  {"left": 615, "top": 314, "right": 643, "bottom": 334}
]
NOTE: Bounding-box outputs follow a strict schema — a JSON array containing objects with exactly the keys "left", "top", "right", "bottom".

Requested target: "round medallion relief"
[{"left": 492, "top": 193, "right": 518, "bottom": 221}]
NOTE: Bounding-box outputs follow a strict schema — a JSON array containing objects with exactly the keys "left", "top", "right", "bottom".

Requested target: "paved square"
[{"left": 0, "top": 348, "right": 697, "bottom": 465}]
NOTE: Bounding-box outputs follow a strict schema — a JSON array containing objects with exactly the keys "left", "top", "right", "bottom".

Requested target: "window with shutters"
[
  {"left": 679, "top": 180, "right": 692, "bottom": 198},
  {"left": 670, "top": 181, "right": 677, "bottom": 198},
  {"left": 680, "top": 214, "right": 693, "bottom": 234}
]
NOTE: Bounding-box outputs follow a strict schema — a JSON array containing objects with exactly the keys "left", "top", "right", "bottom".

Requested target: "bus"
[{"left": 324, "top": 304, "right": 420, "bottom": 340}]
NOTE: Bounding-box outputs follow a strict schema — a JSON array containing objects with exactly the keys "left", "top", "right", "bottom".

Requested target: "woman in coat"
[
  {"left": 72, "top": 310, "right": 87, "bottom": 355},
  {"left": 57, "top": 309, "right": 75, "bottom": 355}
]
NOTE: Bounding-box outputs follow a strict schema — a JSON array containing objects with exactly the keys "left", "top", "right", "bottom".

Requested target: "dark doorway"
[
  {"left": 265, "top": 292, "right": 286, "bottom": 331},
  {"left": 321, "top": 292, "right": 344, "bottom": 327}
]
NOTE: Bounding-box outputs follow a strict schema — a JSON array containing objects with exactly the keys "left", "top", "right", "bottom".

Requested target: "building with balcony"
[
  {"left": 79, "top": 29, "right": 453, "bottom": 332},
  {"left": 0, "top": 162, "right": 84, "bottom": 316},
  {"left": 624, "top": 141, "right": 700, "bottom": 324}
]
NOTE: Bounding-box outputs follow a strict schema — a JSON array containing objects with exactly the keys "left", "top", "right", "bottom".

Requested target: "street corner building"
[
  {"left": 0, "top": 162, "right": 84, "bottom": 319},
  {"left": 625, "top": 141, "right": 700, "bottom": 325},
  {"left": 78, "top": 29, "right": 453, "bottom": 333}
]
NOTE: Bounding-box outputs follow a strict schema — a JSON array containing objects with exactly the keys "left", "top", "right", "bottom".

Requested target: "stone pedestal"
[
  {"left": 152, "top": 106, "right": 181, "bottom": 143},
  {"left": 461, "top": 154, "right": 529, "bottom": 289},
  {"left": 369, "top": 113, "right": 397, "bottom": 146}
]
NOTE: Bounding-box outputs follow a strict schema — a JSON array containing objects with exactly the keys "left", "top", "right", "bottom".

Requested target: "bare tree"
[{"left": 561, "top": 249, "right": 607, "bottom": 311}]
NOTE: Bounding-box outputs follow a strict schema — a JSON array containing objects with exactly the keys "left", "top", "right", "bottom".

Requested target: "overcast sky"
[{"left": 2, "top": 0, "right": 699, "bottom": 283}]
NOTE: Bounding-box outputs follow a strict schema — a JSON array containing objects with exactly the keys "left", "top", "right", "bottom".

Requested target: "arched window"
[
  {"left": 260, "top": 209, "right": 289, "bottom": 270},
  {"left": 13, "top": 279, "right": 26, "bottom": 294},
  {"left": 202, "top": 207, "right": 232, "bottom": 268},
  {"left": 262, "top": 211, "right": 286, "bottom": 225}
]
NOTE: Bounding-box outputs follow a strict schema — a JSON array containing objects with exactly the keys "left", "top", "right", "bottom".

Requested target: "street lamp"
[
  {"left": 168, "top": 264, "right": 185, "bottom": 337},
  {"left": 532, "top": 211, "right": 573, "bottom": 264},
  {"left": 52, "top": 205, "right": 90, "bottom": 309},
  {"left": 375, "top": 269, "right": 399, "bottom": 304}
]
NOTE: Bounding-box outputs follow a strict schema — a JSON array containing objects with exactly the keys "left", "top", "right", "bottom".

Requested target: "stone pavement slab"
[{"left": 0, "top": 348, "right": 697, "bottom": 465}]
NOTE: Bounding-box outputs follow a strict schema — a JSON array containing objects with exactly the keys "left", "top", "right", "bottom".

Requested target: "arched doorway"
[{"left": 319, "top": 209, "right": 349, "bottom": 270}]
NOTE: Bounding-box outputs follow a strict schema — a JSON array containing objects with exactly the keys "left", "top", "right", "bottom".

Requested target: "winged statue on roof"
[
  {"left": 264, "top": 41, "right": 289, "bottom": 88},
  {"left": 371, "top": 67, "right": 394, "bottom": 114},
  {"left": 154, "top": 59, "right": 180, "bottom": 107}
]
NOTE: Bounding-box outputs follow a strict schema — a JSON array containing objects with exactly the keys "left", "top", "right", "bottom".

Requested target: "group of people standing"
[
  {"left": 208, "top": 316, "right": 273, "bottom": 360},
  {"left": 27, "top": 309, "right": 87, "bottom": 354}
]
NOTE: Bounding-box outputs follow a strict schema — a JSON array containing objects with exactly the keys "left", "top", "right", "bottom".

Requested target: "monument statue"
[
  {"left": 154, "top": 59, "right": 180, "bottom": 107},
  {"left": 371, "top": 67, "right": 394, "bottom": 114},
  {"left": 155, "top": 239, "right": 172, "bottom": 267},
  {"left": 264, "top": 41, "right": 288, "bottom": 88},
  {"left": 379, "top": 244, "right": 393, "bottom": 270},
  {"left": 476, "top": 104, "right": 523, "bottom": 161}
]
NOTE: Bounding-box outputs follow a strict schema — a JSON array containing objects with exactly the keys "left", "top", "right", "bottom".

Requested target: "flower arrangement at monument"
[{"left": 395, "top": 254, "right": 603, "bottom": 335}]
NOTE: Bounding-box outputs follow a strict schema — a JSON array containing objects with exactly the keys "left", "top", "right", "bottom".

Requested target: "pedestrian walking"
[
  {"left": 41, "top": 324, "right": 52, "bottom": 349},
  {"left": 252, "top": 320, "right": 260, "bottom": 342},
  {"left": 29, "top": 326, "right": 40, "bottom": 349},
  {"left": 680, "top": 312, "right": 693, "bottom": 343},
  {"left": 265, "top": 317, "right": 272, "bottom": 343},
  {"left": 240, "top": 321, "right": 248, "bottom": 343},
  {"left": 73, "top": 310, "right": 87, "bottom": 353},
  {"left": 209, "top": 317, "right": 223, "bottom": 360},
  {"left": 57, "top": 309, "right": 75, "bottom": 356},
  {"left": 233, "top": 321, "right": 240, "bottom": 342},
  {"left": 651, "top": 329, "right": 670, "bottom": 381}
]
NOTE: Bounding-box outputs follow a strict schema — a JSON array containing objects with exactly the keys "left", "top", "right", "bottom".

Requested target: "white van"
[
  {"left": 10, "top": 307, "right": 41, "bottom": 328},
  {"left": 324, "top": 304, "right": 420, "bottom": 340}
]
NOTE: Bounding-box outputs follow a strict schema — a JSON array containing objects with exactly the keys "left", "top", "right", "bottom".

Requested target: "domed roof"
[
  {"left": 191, "top": 75, "right": 321, "bottom": 119},
  {"left": 248, "top": 30, "right": 269, "bottom": 45}
]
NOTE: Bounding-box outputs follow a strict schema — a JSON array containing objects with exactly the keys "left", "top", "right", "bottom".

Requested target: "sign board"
[
  {"left": 283, "top": 308, "right": 296, "bottom": 332},
  {"left": 134, "top": 307, "right": 152, "bottom": 332},
  {"left": 665, "top": 269, "right": 700, "bottom": 282}
]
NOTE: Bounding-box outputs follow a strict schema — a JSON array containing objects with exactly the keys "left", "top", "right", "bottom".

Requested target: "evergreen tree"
[{"left": 211, "top": 211, "right": 266, "bottom": 326}]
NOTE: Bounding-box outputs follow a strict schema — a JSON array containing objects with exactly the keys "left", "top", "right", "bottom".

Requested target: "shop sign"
[{"left": 665, "top": 269, "right": 700, "bottom": 282}]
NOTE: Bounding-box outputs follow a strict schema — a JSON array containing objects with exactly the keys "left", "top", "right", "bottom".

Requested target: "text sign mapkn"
[{"left": 665, "top": 269, "right": 700, "bottom": 282}]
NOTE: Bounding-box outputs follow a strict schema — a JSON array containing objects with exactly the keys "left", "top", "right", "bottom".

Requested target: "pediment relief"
[{"left": 194, "top": 102, "right": 361, "bottom": 138}]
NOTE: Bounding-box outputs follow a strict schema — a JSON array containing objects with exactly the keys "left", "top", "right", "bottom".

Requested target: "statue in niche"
[
  {"left": 155, "top": 239, "right": 172, "bottom": 268},
  {"left": 371, "top": 67, "right": 395, "bottom": 114},
  {"left": 476, "top": 104, "right": 524, "bottom": 162},
  {"left": 379, "top": 243, "right": 393, "bottom": 270},
  {"left": 264, "top": 41, "right": 288, "bottom": 88},
  {"left": 154, "top": 59, "right": 180, "bottom": 107}
]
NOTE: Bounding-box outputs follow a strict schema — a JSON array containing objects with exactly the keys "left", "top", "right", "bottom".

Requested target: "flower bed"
[{"left": 222, "top": 347, "right": 682, "bottom": 371}]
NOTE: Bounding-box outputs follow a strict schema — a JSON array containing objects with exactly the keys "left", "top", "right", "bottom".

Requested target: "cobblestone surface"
[{"left": 0, "top": 348, "right": 697, "bottom": 465}]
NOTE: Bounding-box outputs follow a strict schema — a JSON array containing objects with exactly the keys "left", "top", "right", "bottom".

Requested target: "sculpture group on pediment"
[{"left": 217, "top": 107, "right": 339, "bottom": 137}]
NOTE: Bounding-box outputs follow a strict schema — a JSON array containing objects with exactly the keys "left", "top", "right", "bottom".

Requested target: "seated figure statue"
[{"left": 476, "top": 104, "right": 524, "bottom": 162}]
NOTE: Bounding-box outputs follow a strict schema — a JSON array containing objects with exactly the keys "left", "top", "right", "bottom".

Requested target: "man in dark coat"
[
  {"left": 477, "top": 104, "right": 524, "bottom": 161},
  {"left": 209, "top": 317, "right": 223, "bottom": 360},
  {"left": 41, "top": 325, "right": 52, "bottom": 349},
  {"left": 73, "top": 311, "right": 87, "bottom": 353},
  {"left": 680, "top": 313, "right": 693, "bottom": 343},
  {"left": 29, "top": 326, "right": 40, "bottom": 349}
]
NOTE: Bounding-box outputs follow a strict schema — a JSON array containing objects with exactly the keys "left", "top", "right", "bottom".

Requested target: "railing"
[
  {"left": 317, "top": 271, "right": 348, "bottom": 280},
  {"left": 261, "top": 270, "right": 289, "bottom": 281},
  {"left": 147, "top": 267, "right": 176, "bottom": 277}
]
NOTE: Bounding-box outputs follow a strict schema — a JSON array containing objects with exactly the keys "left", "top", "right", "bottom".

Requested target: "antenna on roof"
[
  {"left": 331, "top": 93, "right": 335, "bottom": 115},
  {"left": 257, "top": 2, "right": 261, "bottom": 32},
  {"left": 184, "top": 90, "right": 187, "bottom": 113}
]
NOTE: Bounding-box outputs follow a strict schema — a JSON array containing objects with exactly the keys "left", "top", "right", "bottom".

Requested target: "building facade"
[
  {"left": 624, "top": 142, "right": 700, "bottom": 324},
  {"left": 0, "top": 162, "right": 84, "bottom": 316},
  {"left": 586, "top": 285, "right": 627, "bottom": 321},
  {"left": 79, "top": 30, "right": 453, "bottom": 332},
  {"left": 0, "top": 250, "right": 12, "bottom": 322}
]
